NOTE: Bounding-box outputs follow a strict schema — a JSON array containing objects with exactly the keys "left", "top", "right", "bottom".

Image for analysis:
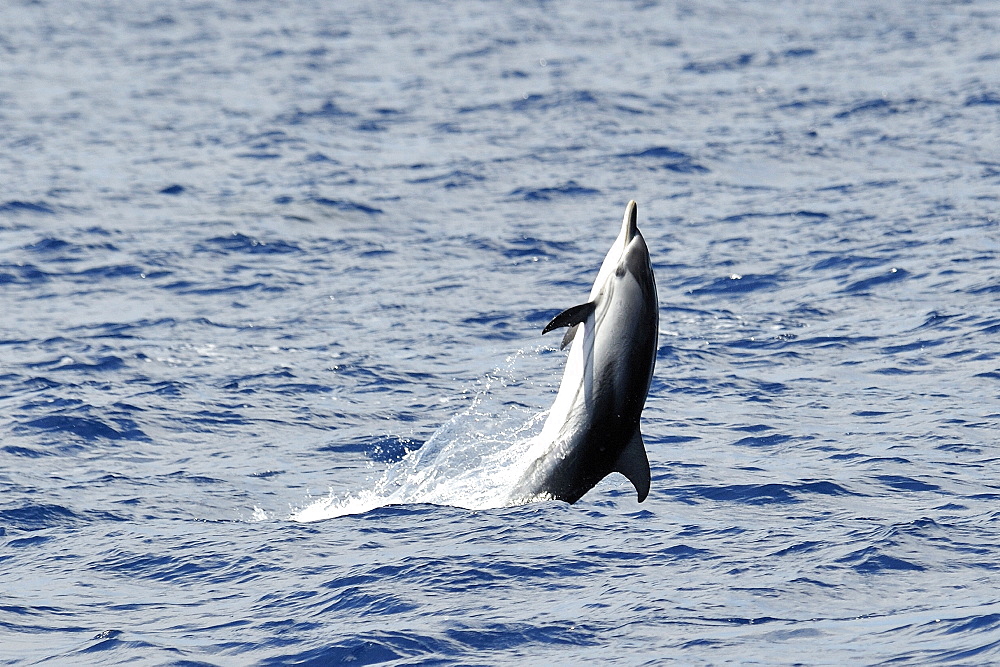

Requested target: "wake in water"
[{"left": 291, "top": 352, "right": 551, "bottom": 521}]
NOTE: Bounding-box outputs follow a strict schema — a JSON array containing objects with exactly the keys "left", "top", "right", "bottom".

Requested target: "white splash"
[{"left": 290, "top": 353, "right": 550, "bottom": 521}]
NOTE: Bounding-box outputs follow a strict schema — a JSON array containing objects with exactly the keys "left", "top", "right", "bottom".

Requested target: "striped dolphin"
[{"left": 511, "top": 200, "right": 658, "bottom": 505}]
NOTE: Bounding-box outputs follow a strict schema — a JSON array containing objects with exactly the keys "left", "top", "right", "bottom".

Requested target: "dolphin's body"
[{"left": 511, "top": 200, "right": 658, "bottom": 505}]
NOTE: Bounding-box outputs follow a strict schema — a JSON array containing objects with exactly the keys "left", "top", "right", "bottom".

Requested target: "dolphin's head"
[{"left": 589, "top": 200, "right": 650, "bottom": 301}]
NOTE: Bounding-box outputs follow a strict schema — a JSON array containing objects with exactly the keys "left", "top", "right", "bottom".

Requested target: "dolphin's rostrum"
[{"left": 511, "top": 200, "right": 658, "bottom": 505}]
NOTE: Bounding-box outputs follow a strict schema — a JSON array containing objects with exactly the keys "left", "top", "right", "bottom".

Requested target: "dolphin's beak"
[{"left": 623, "top": 200, "right": 638, "bottom": 244}]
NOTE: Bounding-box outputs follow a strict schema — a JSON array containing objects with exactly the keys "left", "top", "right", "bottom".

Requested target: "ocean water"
[{"left": 2, "top": 0, "right": 999, "bottom": 664}]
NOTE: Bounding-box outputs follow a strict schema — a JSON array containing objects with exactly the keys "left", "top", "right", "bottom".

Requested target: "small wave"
[
  {"left": 0, "top": 200, "right": 55, "bottom": 215},
  {"left": 17, "top": 414, "right": 141, "bottom": 441},
  {"left": 311, "top": 197, "right": 383, "bottom": 215},
  {"left": 508, "top": 180, "right": 600, "bottom": 201},
  {"left": 843, "top": 267, "right": 911, "bottom": 293},
  {"left": 0, "top": 503, "right": 80, "bottom": 531},
  {"left": 195, "top": 233, "right": 302, "bottom": 255},
  {"left": 683, "top": 52, "right": 754, "bottom": 74}
]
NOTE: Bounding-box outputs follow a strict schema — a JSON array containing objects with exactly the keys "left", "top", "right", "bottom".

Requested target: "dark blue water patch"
[
  {"left": 77, "top": 630, "right": 165, "bottom": 656},
  {"left": 169, "top": 281, "right": 283, "bottom": 296},
  {"left": 24, "top": 237, "right": 73, "bottom": 254},
  {"left": 731, "top": 424, "right": 774, "bottom": 433},
  {"left": 94, "top": 551, "right": 228, "bottom": 582},
  {"left": 675, "top": 480, "right": 850, "bottom": 505},
  {"left": 311, "top": 197, "right": 383, "bottom": 215},
  {"left": 67, "top": 318, "right": 177, "bottom": 341},
  {"left": 272, "top": 382, "right": 333, "bottom": 396},
  {"left": 98, "top": 548, "right": 278, "bottom": 587},
  {"left": 407, "top": 169, "right": 485, "bottom": 189},
  {"left": 448, "top": 38, "right": 518, "bottom": 62},
  {"left": 731, "top": 434, "right": 791, "bottom": 448},
  {"left": 237, "top": 151, "right": 282, "bottom": 159},
  {"left": 783, "top": 48, "right": 816, "bottom": 58},
  {"left": 770, "top": 540, "right": 823, "bottom": 558},
  {"left": 508, "top": 180, "right": 600, "bottom": 201},
  {"left": 965, "top": 92, "right": 1000, "bottom": 106},
  {"left": 723, "top": 333, "right": 800, "bottom": 350},
  {"left": 0, "top": 262, "right": 53, "bottom": 284},
  {"left": 259, "top": 631, "right": 451, "bottom": 667},
  {"left": 683, "top": 52, "right": 754, "bottom": 74},
  {"left": 278, "top": 99, "right": 357, "bottom": 125},
  {"left": 617, "top": 146, "right": 709, "bottom": 173},
  {"left": 656, "top": 435, "right": 702, "bottom": 446},
  {"left": 836, "top": 547, "right": 926, "bottom": 574},
  {"left": 446, "top": 621, "right": 600, "bottom": 652},
  {"left": 914, "top": 311, "right": 960, "bottom": 330},
  {"left": 777, "top": 97, "right": 832, "bottom": 111},
  {"left": 721, "top": 210, "right": 830, "bottom": 223},
  {"left": 220, "top": 369, "right": 295, "bottom": 391},
  {"left": 968, "top": 278, "right": 1000, "bottom": 294},
  {"left": 134, "top": 380, "right": 188, "bottom": 397},
  {"left": 29, "top": 355, "right": 126, "bottom": 373},
  {"left": 354, "top": 118, "right": 390, "bottom": 132},
  {"left": 0, "top": 503, "right": 80, "bottom": 531},
  {"left": 911, "top": 636, "right": 1000, "bottom": 666},
  {"left": 249, "top": 470, "right": 284, "bottom": 479},
  {"left": 810, "top": 253, "right": 887, "bottom": 271},
  {"left": 18, "top": 395, "right": 84, "bottom": 412},
  {"left": 316, "top": 588, "right": 418, "bottom": 616},
  {"left": 880, "top": 339, "right": 944, "bottom": 355},
  {"left": 71, "top": 264, "right": 147, "bottom": 280},
  {"left": 244, "top": 129, "right": 304, "bottom": 151},
  {"left": 166, "top": 470, "right": 225, "bottom": 485},
  {"left": 834, "top": 98, "right": 893, "bottom": 118},
  {"left": 876, "top": 475, "right": 940, "bottom": 492},
  {"left": 689, "top": 273, "right": 781, "bottom": 296},
  {"left": 499, "top": 235, "right": 577, "bottom": 261},
  {"left": 195, "top": 233, "right": 302, "bottom": 255},
  {"left": 15, "top": 376, "right": 64, "bottom": 394},
  {"left": 0, "top": 200, "right": 55, "bottom": 215},
  {"left": 785, "top": 334, "right": 878, "bottom": 349},
  {"left": 618, "top": 145, "right": 688, "bottom": 160},
  {"left": 841, "top": 267, "right": 910, "bottom": 293},
  {"left": 2, "top": 445, "right": 51, "bottom": 458},
  {"left": 159, "top": 184, "right": 185, "bottom": 195},
  {"left": 662, "top": 159, "right": 710, "bottom": 174},
  {"left": 17, "top": 415, "right": 137, "bottom": 441},
  {"left": 943, "top": 613, "right": 1000, "bottom": 635},
  {"left": 512, "top": 89, "right": 598, "bottom": 113},
  {"left": 833, "top": 97, "right": 922, "bottom": 119},
  {"left": 5, "top": 534, "right": 51, "bottom": 548},
  {"left": 659, "top": 544, "right": 712, "bottom": 560},
  {"left": 187, "top": 409, "right": 250, "bottom": 428}
]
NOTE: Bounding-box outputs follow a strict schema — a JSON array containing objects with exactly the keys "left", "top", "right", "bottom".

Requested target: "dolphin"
[{"left": 510, "top": 200, "right": 658, "bottom": 505}]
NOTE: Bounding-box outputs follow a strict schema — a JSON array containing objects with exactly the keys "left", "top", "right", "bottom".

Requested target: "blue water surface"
[{"left": 2, "top": 0, "right": 1000, "bottom": 664}]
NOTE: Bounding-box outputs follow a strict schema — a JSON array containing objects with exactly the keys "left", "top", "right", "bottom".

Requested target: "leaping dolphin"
[{"left": 510, "top": 200, "right": 658, "bottom": 505}]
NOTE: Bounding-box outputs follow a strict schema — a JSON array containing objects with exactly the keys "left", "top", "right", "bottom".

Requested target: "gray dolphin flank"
[{"left": 510, "top": 200, "right": 658, "bottom": 505}]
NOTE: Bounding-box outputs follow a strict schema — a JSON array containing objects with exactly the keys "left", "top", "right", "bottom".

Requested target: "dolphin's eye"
[{"left": 615, "top": 264, "right": 626, "bottom": 278}]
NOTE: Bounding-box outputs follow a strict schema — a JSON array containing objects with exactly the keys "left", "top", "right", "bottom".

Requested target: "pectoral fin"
[
  {"left": 542, "top": 302, "right": 596, "bottom": 336},
  {"left": 560, "top": 325, "right": 578, "bottom": 350},
  {"left": 613, "top": 429, "right": 651, "bottom": 503}
]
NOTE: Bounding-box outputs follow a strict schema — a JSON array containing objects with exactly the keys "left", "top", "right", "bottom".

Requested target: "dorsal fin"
[
  {"left": 542, "top": 302, "right": 596, "bottom": 336},
  {"left": 613, "top": 428, "right": 650, "bottom": 502}
]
